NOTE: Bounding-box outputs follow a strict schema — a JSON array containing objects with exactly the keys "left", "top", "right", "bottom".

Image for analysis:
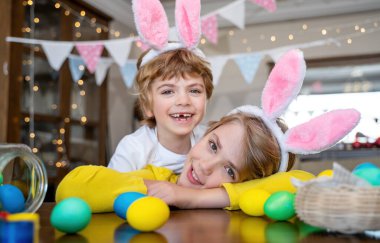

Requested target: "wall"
[{"left": 107, "top": 10, "right": 380, "bottom": 165}]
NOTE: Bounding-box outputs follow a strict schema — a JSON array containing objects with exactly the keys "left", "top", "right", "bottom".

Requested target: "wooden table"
[{"left": 36, "top": 203, "right": 378, "bottom": 243}]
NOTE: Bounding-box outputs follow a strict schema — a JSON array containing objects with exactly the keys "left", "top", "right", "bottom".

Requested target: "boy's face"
[
  {"left": 177, "top": 121, "right": 245, "bottom": 189},
  {"left": 146, "top": 74, "right": 207, "bottom": 139}
]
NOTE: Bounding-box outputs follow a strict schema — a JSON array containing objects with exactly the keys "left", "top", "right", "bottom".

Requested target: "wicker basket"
[{"left": 295, "top": 182, "right": 380, "bottom": 233}]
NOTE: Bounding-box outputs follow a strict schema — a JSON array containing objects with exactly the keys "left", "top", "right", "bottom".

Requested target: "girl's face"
[
  {"left": 146, "top": 75, "right": 207, "bottom": 140},
  {"left": 177, "top": 121, "right": 246, "bottom": 189}
]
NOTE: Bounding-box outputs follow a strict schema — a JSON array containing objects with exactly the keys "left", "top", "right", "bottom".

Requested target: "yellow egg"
[
  {"left": 239, "top": 189, "right": 271, "bottom": 216},
  {"left": 317, "top": 169, "right": 333, "bottom": 177},
  {"left": 127, "top": 196, "right": 170, "bottom": 232}
]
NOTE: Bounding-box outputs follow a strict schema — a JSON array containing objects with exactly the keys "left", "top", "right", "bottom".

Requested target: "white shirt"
[{"left": 108, "top": 125, "right": 206, "bottom": 174}]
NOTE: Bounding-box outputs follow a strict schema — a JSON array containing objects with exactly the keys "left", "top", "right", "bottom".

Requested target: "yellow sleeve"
[
  {"left": 55, "top": 165, "right": 161, "bottom": 213},
  {"left": 222, "top": 170, "right": 315, "bottom": 210}
]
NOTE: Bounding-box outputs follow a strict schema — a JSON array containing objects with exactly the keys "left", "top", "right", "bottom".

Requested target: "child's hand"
[
  {"left": 144, "top": 180, "right": 193, "bottom": 208},
  {"left": 144, "top": 180, "right": 230, "bottom": 209}
]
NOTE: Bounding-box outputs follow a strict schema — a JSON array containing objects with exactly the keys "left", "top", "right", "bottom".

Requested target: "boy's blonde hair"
[
  {"left": 205, "top": 113, "right": 295, "bottom": 181},
  {"left": 135, "top": 48, "right": 214, "bottom": 127}
]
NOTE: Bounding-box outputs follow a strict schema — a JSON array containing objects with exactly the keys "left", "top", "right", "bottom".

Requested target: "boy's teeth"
[{"left": 172, "top": 113, "right": 192, "bottom": 118}]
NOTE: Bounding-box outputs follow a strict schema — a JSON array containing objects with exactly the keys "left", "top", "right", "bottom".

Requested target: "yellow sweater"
[{"left": 56, "top": 165, "right": 314, "bottom": 212}]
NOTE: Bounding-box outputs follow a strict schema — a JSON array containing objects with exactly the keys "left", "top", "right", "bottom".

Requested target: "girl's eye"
[
  {"left": 225, "top": 166, "right": 235, "bottom": 180},
  {"left": 208, "top": 140, "right": 217, "bottom": 153},
  {"left": 161, "top": 90, "right": 173, "bottom": 95}
]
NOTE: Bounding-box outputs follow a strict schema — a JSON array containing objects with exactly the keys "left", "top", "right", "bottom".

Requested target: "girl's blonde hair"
[
  {"left": 135, "top": 48, "right": 214, "bottom": 127},
  {"left": 205, "top": 113, "right": 295, "bottom": 181}
]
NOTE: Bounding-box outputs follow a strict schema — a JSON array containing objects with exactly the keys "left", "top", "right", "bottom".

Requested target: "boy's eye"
[
  {"left": 208, "top": 140, "right": 217, "bottom": 153},
  {"left": 224, "top": 166, "right": 235, "bottom": 180},
  {"left": 190, "top": 89, "right": 202, "bottom": 94}
]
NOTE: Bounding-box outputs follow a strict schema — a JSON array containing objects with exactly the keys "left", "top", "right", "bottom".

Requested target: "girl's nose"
[{"left": 199, "top": 158, "right": 219, "bottom": 176}]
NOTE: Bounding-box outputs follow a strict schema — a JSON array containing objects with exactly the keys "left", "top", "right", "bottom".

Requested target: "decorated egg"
[
  {"left": 264, "top": 191, "right": 295, "bottom": 221},
  {"left": 50, "top": 197, "right": 91, "bottom": 234},
  {"left": 353, "top": 162, "right": 378, "bottom": 172},
  {"left": 353, "top": 167, "right": 380, "bottom": 186},
  {"left": 317, "top": 169, "right": 333, "bottom": 177},
  {"left": 239, "top": 189, "right": 271, "bottom": 216},
  {"left": 0, "top": 184, "right": 25, "bottom": 213},
  {"left": 114, "top": 192, "right": 146, "bottom": 220},
  {"left": 127, "top": 196, "right": 169, "bottom": 232}
]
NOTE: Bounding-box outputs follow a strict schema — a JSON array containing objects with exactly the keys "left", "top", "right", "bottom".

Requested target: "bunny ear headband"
[
  {"left": 132, "top": 0, "right": 205, "bottom": 67},
  {"left": 229, "top": 49, "right": 361, "bottom": 172}
]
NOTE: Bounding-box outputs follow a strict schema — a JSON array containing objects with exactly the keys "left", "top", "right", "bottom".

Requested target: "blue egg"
[
  {"left": 353, "top": 167, "right": 380, "bottom": 186},
  {"left": 113, "top": 192, "right": 146, "bottom": 220},
  {"left": 353, "top": 162, "right": 378, "bottom": 172},
  {"left": 0, "top": 184, "right": 25, "bottom": 213}
]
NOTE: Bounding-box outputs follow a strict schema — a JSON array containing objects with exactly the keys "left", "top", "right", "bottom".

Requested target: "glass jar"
[{"left": 0, "top": 144, "right": 48, "bottom": 212}]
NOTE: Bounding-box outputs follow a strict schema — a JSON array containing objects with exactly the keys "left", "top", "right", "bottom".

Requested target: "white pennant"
[
  {"left": 104, "top": 38, "right": 133, "bottom": 67},
  {"left": 41, "top": 41, "right": 73, "bottom": 71},
  {"left": 208, "top": 56, "right": 229, "bottom": 85},
  {"left": 218, "top": 0, "right": 245, "bottom": 29},
  {"left": 95, "top": 57, "right": 114, "bottom": 86}
]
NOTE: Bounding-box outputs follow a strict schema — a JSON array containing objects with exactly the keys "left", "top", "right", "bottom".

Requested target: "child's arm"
[
  {"left": 146, "top": 170, "right": 315, "bottom": 209},
  {"left": 56, "top": 165, "right": 156, "bottom": 212}
]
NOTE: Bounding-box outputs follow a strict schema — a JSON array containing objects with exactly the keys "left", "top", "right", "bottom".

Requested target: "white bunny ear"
[
  {"left": 132, "top": 0, "right": 169, "bottom": 50},
  {"left": 261, "top": 49, "right": 306, "bottom": 120},
  {"left": 175, "top": 0, "right": 201, "bottom": 49},
  {"left": 284, "top": 109, "right": 361, "bottom": 154}
]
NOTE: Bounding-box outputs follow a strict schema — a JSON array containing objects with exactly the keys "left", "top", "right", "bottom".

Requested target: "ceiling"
[{"left": 83, "top": 0, "right": 380, "bottom": 32}]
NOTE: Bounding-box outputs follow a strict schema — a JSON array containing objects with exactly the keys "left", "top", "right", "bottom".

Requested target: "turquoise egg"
[
  {"left": 50, "top": 197, "right": 91, "bottom": 234},
  {"left": 0, "top": 184, "right": 25, "bottom": 213},
  {"left": 264, "top": 191, "right": 295, "bottom": 221},
  {"left": 353, "top": 162, "right": 378, "bottom": 172},
  {"left": 113, "top": 192, "right": 146, "bottom": 220},
  {"left": 353, "top": 167, "right": 380, "bottom": 186}
]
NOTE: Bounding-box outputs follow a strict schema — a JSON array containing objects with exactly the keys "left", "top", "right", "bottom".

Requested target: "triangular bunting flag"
[
  {"left": 68, "top": 55, "right": 86, "bottom": 81},
  {"left": 201, "top": 15, "right": 218, "bottom": 45},
  {"left": 208, "top": 56, "right": 229, "bottom": 85},
  {"left": 95, "top": 57, "right": 114, "bottom": 86},
  {"left": 104, "top": 38, "right": 133, "bottom": 67},
  {"left": 218, "top": 1, "right": 245, "bottom": 29},
  {"left": 250, "top": 0, "right": 277, "bottom": 12},
  {"left": 41, "top": 41, "right": 73, "bottom": 71},
  {"left": 233, "top": 53, "right": 263, "bottom": 84},
  {"left": 119, "top": 62, "right": 138, "bottom": 88},
  {"left": 75, "top": 43, "right": 104, "bottom": 73}
]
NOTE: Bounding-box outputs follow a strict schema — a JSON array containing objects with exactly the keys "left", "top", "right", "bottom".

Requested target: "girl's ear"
[
  {"left": 132, "top": 0, "right": 169, "bottom": 50},
  {"left": 175, "top": 0, "right": 201, "bottom": 49}
]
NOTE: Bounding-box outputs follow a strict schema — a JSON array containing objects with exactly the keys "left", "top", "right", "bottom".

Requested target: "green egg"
[
  {"left": 50, "top": 197, "right": 91, "bottom": 234},
  {"left": 264, "top": 191, "right": 295, "bottom": 221},
  {"left": 0, "top": 172, "right": 3, "bottom": 185}
]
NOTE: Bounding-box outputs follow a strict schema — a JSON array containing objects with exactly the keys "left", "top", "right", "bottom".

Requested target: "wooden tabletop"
[{"left": 36, "top": 203, "right": 378, "bottom": 243}]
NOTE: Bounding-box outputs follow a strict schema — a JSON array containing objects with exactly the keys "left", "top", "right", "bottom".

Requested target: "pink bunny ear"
[
  {"left": 175, "top": 0, "right": 201, "bottom": 49},
  {"left": 262, "top": 49, "right": 306, "bottom": 120},
  {"left": 132, "top": 0, "right": 169, "bottom": 50},
  {"left": 284, "top": 109, "right": 361, "bottom": 154}
]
